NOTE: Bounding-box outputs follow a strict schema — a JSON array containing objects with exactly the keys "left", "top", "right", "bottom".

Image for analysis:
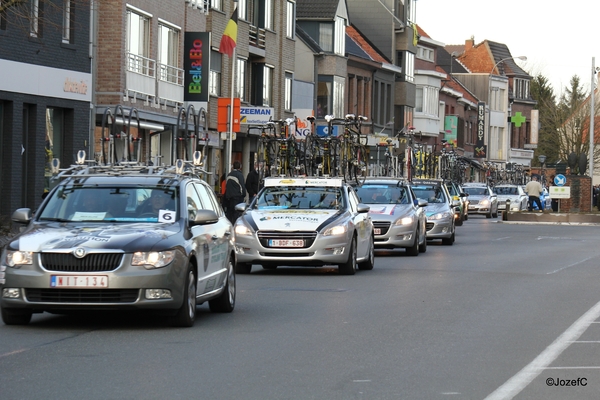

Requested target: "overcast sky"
[{"left": 415, "top": 0, "right": 598, "bottom": 98}]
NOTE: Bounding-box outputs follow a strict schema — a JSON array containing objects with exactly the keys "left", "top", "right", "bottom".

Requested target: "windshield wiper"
[{"left": 38, "top": 217, "right": 71, "bottom": 222}]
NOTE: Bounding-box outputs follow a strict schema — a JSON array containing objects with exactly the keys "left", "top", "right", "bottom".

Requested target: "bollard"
[{"left": 503, "top": 199, "right": 511, "bottom": 221}]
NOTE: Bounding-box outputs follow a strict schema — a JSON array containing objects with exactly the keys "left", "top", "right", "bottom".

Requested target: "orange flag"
[{"left": 219, "top": 7, "right": 238, "bottom": 57}]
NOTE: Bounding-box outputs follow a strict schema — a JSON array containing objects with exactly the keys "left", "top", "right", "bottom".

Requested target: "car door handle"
[{"left": 224, "top": 231, "right": 231, "bottom": 237}]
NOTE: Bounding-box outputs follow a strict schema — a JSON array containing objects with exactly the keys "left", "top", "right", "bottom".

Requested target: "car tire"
[
  {"left": 456, "top": 213, "right": 463, "bottom": 226},
  {"left": 170, "top": 265, "right": 196, "bottom": 327},
  {"left": 486, "top": 210, "right": 492, "bottom": 218},
  {"left": 442, "top": 231, "right": 455, "bottom": 246},
  {"left": 406, "top": 229, "right": 419, "bottom": 256},
  {"left": 492, "top": 206, "right": 498, "bottom": 218},
  {"left": 464, "top": 212, "right": 468, "bottom": 221},
  {"left": 338, "top": 237, "right": 357, "bottom": 275},
  {"left": 418, "top": 232, "right": 427, "bottom": 253},
  {"left": 359, "top": 235, "right": 374, "bottom": 270},
  {"left": 209, "top": 257, "right": 236, "bottom": 313},
  {"left": 1, "top": 307, "right": 32, "bottom": 325},
  {"left": 235, "top": 262, "right": 252, "bottom": 274}
]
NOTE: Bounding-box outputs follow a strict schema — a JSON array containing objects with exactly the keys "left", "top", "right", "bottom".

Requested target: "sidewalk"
[{"left": 501, "top": 211, "right": 600, "bottom": 225}]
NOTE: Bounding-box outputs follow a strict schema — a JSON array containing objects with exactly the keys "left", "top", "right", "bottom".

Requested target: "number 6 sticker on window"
[{"left": 158, "top": 210, "right": 176, "bottom": 223}]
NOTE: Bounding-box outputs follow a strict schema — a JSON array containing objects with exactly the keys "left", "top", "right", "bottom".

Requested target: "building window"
[
  {"left": 210, "top": 0, "right": 222, "bottom": 11},
  {"left": 404, "top": 52, "right": 415, "bottom": 83},
  {"left": 210, "top": 50, "right": 222, "bottom": 97},
  {"left": 417, "top": 46, "right": 434, "bottom": 62},
  {"left": 236, "top": 58, "right": 247, "bottom": 101},
  {"left": 238, "top": 0, "right": 247, "bottom": 20},
  {"left": 158, "top": 22, "right": 181, "bottom": 84},
  {"left": 334, "top": 16, "right": 345, "bottom": 55},
  {"left": 406, "top": 0, "right": 416, "bottom": 23},
  {"left": 286, "top": 0, "right": 295, "bottom": 39},
  {"left": 30, "top": 0, "right": 42, "bottom": 37},
  {"left": 317, "top": 78, "right": 331, "bottom": 118},
  {"left": 264, "top": 0, "right": 273, "bottom": 30},
  {"left": 263, "top": 65, "right": 273, "bottom": 106},
  {"left": 333, "top": 76, "right": 344, "bottom": 117},
  {"left": 284, "top": 72, "right": 293, "bottom": 111},
  {"left": 319, "top": 23, "right": 333, "bottom": 52},
  {"left": 45, "top": 108, "right": 64, "bottom": 191},
  {"left": 1, "top": 0, "right": 8, "bottom": 30},
  {"left": 514, "top": 78, "right": 530, "bottom": 100},
  {"left": 415, "top": 86, "right": 438, "bottom": 116},
  {"left": 373, "top": 80, "right": 392, "bottom": 125},
  {"left": 126, "top": 8, "right": 151, "bottom": 75},
  {"left": 62, "top": 0, "right": 73, "bottom": 43}
]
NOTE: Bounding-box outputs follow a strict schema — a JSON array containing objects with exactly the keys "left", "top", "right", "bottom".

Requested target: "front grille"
[
  {"left": 373, "top": 221, "right": 391, "bottom": 235},
  {"left": 25, "top": 289, "right": 139, "bottom": 303},
  {"left": 426, "top": 222, "right": 434, "bottom": 231},
  {"left": 41, "top": 253, "right": 123, "bottom": 272},
  {"left": 257, "top": 231, "right": 317, "bottom": 248},
  {"left": 469, "top": 200, "right": 480, "bottom": 205}
]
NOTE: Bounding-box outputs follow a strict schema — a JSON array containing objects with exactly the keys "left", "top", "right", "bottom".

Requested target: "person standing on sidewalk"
[
  {"left": 525, "top": 175, "right": 543, "bottom": 212},
  {"left": 224, "top": 161, "right": 247, "bottom": 223}
]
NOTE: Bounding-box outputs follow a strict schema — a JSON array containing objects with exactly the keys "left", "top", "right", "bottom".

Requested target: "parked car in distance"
[
  {"left": 493, "top": 184, "right": 528, "bottom": 211},
  {"left": 356, "top": 177, "right": 428, "bottom": 256},
  {"left": 462, "top": 183, "right": 499, "bottom": 218},
  {"left": 234, "top": 177, "right": 374, "bottom": 275},
  {"left": 410, "top": 179, "right": 456, "bottom": 246}
]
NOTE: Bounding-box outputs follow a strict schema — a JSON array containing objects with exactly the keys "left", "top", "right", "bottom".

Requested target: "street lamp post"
[
  {"left": 488, "top": 55, "right": 527, "bottom": 162},
  {"left": 538, "top": 154, "right": 546, "bottom": 187}
]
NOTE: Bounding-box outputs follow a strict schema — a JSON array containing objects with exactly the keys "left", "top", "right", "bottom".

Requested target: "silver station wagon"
[
  {"left": 234, "top": 177, "right": 374, "bottom": 275},
  {"left": 1, "top": 153, "right": 235, "bottom": 327}
]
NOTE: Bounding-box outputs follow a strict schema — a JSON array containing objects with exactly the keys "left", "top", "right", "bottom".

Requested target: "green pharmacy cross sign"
[{"left": 511, "top": 112, "right": 526, "bottom": 127}]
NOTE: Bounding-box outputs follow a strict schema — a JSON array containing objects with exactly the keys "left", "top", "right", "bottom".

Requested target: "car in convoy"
[
  {"left": 356, "top": 177, "right": 427, "bottom": 256},
  {"left": 233, "top": 177, "right": 374, "bottom": 275},
  {"left": 444, "top": 181, "right": 469, "bottom": 226},
  {"left": 410, "top": 179, "right": 455, "bottom": 245},
  {"left": 462, "top": 183, "right": 499, "bottom": 218},
  {"left": 1, "top": 151, "right": 236, "bottom": 327},
  {"left": 493, "top": 184, "right": 528, "bottom": 211}
]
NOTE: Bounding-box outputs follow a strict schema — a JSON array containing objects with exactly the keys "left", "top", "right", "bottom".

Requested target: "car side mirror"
[
  {"left": 12, "top": 208, "right": 32, "bottom": 224},
  {"left": 190, "top": 209, "right": 219, "bottom": 226},
  {"left": 357, "top": 203, "right": 370, "bottom": 213}
]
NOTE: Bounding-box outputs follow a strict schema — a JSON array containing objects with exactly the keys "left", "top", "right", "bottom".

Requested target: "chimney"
[{"left": 465, "top": 38, "right": 474, "bottom": 51}]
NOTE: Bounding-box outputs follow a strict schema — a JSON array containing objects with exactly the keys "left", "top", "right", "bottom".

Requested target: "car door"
[
  {"left": 192, "top": 182, "right": 231, "bottom": 293},
  {"left": 347, "top": 187, "right": 371, "bottom": 259},
  {"left": 185, "top": 183, "right": 214, "bottom": 295}
]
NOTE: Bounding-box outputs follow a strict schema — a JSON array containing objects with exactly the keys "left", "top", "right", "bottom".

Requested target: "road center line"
[{"left": 484, "top": 299, "right": 600, "bottom": 400}]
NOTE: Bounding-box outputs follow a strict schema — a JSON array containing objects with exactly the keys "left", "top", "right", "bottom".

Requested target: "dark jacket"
[
  {"left": 225, "top": 169, "right": 246, "bottom": 203},
  {"left": 246, "top": 169, "right": 259, "bottom": 198}
]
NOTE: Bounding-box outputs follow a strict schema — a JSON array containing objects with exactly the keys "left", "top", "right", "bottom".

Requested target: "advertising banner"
[
  {"left": 475, "top": 102, "right": 487, "bottom": 158},
  {"left": 184, "top": 32, "right": 210, "bottom": 103}
]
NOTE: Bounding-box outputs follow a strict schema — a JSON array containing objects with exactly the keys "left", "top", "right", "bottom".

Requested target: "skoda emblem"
[{"left": 73, "top": 248, "right": 86, "bottom": 258}]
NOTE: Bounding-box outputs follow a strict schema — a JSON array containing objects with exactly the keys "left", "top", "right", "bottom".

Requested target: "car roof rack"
[{"left": 49, "top": 150, "right": 209, "bottom": 188}]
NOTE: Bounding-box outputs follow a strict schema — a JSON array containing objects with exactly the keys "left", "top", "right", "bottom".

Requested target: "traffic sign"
[{"left": 554, "top": 174, "right": 566, "bottom": 186}]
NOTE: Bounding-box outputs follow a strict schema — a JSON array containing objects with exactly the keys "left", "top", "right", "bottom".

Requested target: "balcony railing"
[
  {"left": 249, "top": 25, "right": 266, "bottom": 49},
  {"left": 125, "top": 52, "right": 184, "bottom": 106}
]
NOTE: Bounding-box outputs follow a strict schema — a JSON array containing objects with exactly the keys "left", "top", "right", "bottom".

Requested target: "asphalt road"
[{"left": 2, "top": 216, "right": 600, "bottom": 399}]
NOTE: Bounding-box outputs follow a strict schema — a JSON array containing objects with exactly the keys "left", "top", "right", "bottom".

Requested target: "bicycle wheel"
[{"left": 352, "top": 144, "right": 368, "bottom": 185}]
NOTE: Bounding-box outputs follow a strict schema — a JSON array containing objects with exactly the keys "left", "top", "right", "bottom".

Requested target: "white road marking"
[
  {"left": 484, "top": 299, "right": 600, "bottom": 400},
  {"left": 546, "top": 256, "right": 593, "bottom": 274}
]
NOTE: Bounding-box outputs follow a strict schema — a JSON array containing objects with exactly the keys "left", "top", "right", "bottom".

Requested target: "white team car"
[{"left": 233, "top": 177, "right": 374, "bottom": 275}]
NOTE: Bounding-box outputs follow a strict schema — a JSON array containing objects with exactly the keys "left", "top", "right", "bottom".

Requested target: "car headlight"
[
  {"left": 394, "top": 216, "right": 414, "bottom": 226},
  {"left": 323, "top": 224, "right": 347, "bottom": 236},
  {"left": 132, "top": 251, "right": 175, "bottom": 269},
  {"left": 429, "top": 212, "right": 451, "bottom": 220},
  {"left": 234, "top": 223, "right": 253, "bottom": 236},
  {"left": 480, "top": 199, "right": 490, "bottom": 206},
  {"left": 5, "top": 250, "right": 33, "bottom": 268}
]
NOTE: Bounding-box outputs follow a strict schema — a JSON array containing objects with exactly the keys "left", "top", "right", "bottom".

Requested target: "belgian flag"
[{"left": 219, "top": 7, "right": 238, "bottom": 57}]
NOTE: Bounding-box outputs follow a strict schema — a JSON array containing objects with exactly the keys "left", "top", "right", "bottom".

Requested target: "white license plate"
[
  {"left": 268, "top": 239, "right": 304, "bottom": 248},
  {"left": 50, "top": 275, "right": 109, "bottom": 288},
  {"left": 374, "top": 228, "right": 381, "bottom": 235}
]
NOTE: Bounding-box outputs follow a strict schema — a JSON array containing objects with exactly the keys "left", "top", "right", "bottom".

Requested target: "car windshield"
[
  {"left": 255, "top": 187, "right": 344, "bottom": 210},
  {"left": 38, "top": 186, "right": 178, "bottom": 223},
  {"left": 356, "top": 185, "right": 409, "bottom": 204},
  {"left": 412, "top": 185, "right": 446, "bottom": 204},
  {"left": 494, "top": 187, "right": 518, "bottom": 195},
  {"left": 464, "top": 187, "right": 488, "bottom": 196}
]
